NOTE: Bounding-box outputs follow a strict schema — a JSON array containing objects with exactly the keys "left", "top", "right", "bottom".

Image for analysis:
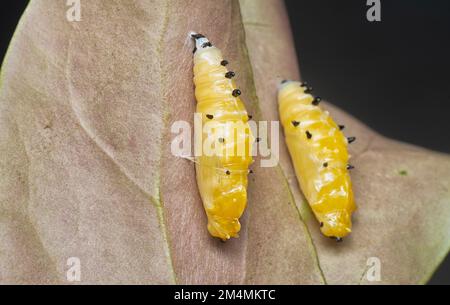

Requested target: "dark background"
[{"left": 1, "top": 0, "right": 449, "bottom": 284}]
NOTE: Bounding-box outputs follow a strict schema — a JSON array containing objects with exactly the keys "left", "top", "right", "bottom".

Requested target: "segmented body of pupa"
[
  {"left": 278, "top": 81, "right": 356, "bottom": 240},
  {"left": 191, "top": 33, "right": 253, "bottom": 241}
]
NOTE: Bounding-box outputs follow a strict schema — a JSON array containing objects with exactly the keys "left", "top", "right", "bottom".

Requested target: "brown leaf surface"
[{"left": 0, "top": 0, "right": 448, "bottom": 284}]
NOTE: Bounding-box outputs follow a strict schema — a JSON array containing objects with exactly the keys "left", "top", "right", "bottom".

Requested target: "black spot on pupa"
[
  {"left": 339, "top": 125, "right": 345, "bottom": 130},
  {"left": 281, "top": 79, "right": 288, "bottom": 84},
  {"left": 226, "top": 170, "right": 231, "bottom": 175},
  {"left": 292, "top": 120, "right": 300, "bottom": 127},
  {"left": 304, "top": 87, "right": 313, "bottom": 94},
  {"left": 300, "top": 82, "right": 308, "bottom": 87},
  {"left": 256, "top": 137, "right": 261, "bottom": 143},
  {"left": 225, "top": 71, "right": 235, "bottom": 79},
  {"left": 248, "top": 114, "right": 253, "bottom": 120},
  {"left": 320, "top": 222, "right": 324, "bottom": 227},
  {"left": 191, "top": 33, "right": 205, "bottom": 39},
  {"left": 249, "top": 169, "right": 254, "bottom": 174},
  {"left": 206, "top": 114, "right": 214, "bottom": 120},
  {"left": 201, "top": 42, "right": 212, "bottom": 48},
  {"left": 306, "top": 130, "right": 312, "bottom": 139},
  {"left": 218, "top": 137, "right": 225, "bottom": 143},
  {"left": 347, "top": 164, "right": 355, "bottom": 170},
  {"left": 347, "top": 136, "right": 356, "bottom": 144},
  {"left": 312, "top": 97, "right": 322, "bottom": 106},
  {"left": 232, "top": 89, "right": 241, "bottom": 97},
  {"left": 221, "top": 60, "right": 229, "bottom": 66},
  {"left": 330, "top": 236, "right": 343, "bottom": 242},
  {"left": 323, "top": 162, "right": 328, "bottom": 168}
]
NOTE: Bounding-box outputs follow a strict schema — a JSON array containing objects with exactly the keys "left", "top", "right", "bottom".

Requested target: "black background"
[{"left": 1, "top": 0, "right": 449, "bottom": 284}]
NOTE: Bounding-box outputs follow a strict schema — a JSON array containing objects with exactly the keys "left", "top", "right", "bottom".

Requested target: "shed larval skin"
[
  {"left": 192, "top": 34, "right": 253, "bottom": 241},
  {"left": 278, "top": 81, "right": 356, "bottom": 239}
]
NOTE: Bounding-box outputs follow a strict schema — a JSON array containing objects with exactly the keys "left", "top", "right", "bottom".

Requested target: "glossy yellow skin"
[
  {"left": 278, "top": 81, "right": 356, "bottom": 238},
  {"left": 193, "top": 41, "right": 253, "bottom": 241}
]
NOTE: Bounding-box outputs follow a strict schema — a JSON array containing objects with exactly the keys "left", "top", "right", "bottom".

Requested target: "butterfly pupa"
[
  {"left": 278, "top": 80, "right": 356, "bottom": 240},
  {"left": 191, "top": 32, "right": 253, "bottom": 241}
]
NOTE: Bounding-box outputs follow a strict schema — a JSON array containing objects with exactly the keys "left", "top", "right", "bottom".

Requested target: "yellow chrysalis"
[
  {"left": 278, "top": 81, "right": 356, "bottom": 240},
  {"left": 191, "top": 33, "right": 253, "bottom": 241}
]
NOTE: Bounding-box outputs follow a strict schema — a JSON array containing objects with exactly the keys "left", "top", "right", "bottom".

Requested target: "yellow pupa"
[
  {"left": 278, "top": 80, "right": 356, "bottom": 240},
  {"left": 191, "top": 33, "right": 253, "bottom": 241}
]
